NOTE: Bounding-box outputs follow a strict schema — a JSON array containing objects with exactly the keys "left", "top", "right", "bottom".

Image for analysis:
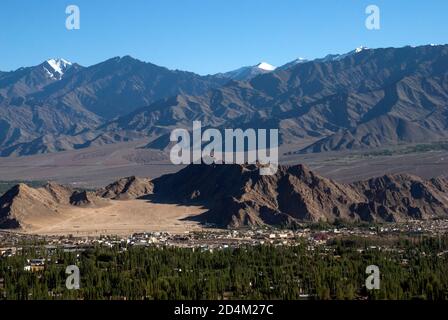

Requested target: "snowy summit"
[
  {"left": 256, "top": 62, "right": 276, "bottom": 71},
  {"left": 217, "top": 61, "right": 277, "bottom": 80},
  {"left": 43, "top": 58, "right": 72, "bottom": 80},
  {"left": 355, "top": 46, "right": 368, "bottom": 53}
]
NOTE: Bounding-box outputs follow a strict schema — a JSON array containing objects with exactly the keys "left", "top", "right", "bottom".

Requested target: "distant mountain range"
[{"left": 1, "top": 44, "right": 447, "bottom": 157}]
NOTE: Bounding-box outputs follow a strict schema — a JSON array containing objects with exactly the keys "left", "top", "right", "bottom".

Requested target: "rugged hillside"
[
  {"left": 300, "top": 114, "right": 448, "bottom": 153},
  {"left": 70, "top": 190, "right": 107, "bottom": 206},
  {"left": 97, "top": 176, "right": 153, "bottom": 200},
  {"left": 153, "top": 163, "right": 448, "bottom": 228},
  {"left": 0, "top": 183, "right": 73, "bottom": 228},
  {"left": 153, "top": 163, "right": 364, "bottom": 227},
  {"left": 0, "top": 182, "right": 104, "bottom": 228},
  {"left": 352, "top": 174, "right": 448, "bottom": 221}
]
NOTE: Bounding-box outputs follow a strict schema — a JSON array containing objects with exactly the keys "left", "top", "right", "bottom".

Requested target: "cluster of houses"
[
  {"left": 2, "top": 219, "right": 448, "bottom": 267},
  {"left": 23, "top": 258, "right": 46, "bottom": 272}
]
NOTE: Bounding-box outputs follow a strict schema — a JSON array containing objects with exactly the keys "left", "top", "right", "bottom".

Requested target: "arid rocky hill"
[
  {"left": 0, "top": 182, "right": 104, "bottom": 228},
  {"left": 97, "top": 176, "right": 153, "bottom": 200},
  {"left": 153, "top": 163, "right": 448, "bottom": 228},
  {"left": 70, "top": 190, "right": 107, "bottom": 206},
  {"left": 2, "top": 164, "right": 448, "bottom": 230},
  {"left": 352, "top": 174, "right": 448, "bottom": 222}
]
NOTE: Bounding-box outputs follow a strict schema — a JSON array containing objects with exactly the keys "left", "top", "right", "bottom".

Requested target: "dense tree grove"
[{"left": 1, "top": 236, "right": 448, "bottom": 300}]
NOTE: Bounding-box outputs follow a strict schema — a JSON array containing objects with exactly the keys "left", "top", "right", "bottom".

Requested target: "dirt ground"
[{"left": 21, "top": 199, "right": 209, "bottom": 236}]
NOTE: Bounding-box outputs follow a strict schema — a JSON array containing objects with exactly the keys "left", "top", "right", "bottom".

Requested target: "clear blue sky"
[{"left": 0, "top": 0, "right": 447, "bottom": 74}]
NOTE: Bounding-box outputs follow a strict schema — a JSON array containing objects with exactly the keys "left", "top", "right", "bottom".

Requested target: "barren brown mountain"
[
  {"left": 0, "top": 182, "right": 74, "bottom": 228},
  {"left": 97, "top": 176, "right": 154, "bottom": 200},
  {"left": 69, "top": 190, "right": 107, "bottom": 206},
  {"left": 1, "top": 164, "right": 448, "bottom": 230},
  {"left": 153, "top": 163, "right": 448, "bottom": 227},
  {"left": 352, "top": 174, "right": 448, "bottom": 222}
]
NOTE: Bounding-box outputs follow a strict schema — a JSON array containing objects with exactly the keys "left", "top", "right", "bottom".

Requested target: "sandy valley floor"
[{"left": 21, "top": 199, "right": 208, "bottom": 236}]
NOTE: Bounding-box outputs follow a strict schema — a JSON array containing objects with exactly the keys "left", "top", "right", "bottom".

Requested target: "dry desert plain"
[{"left": 18, "top": 198, "right": 209, "bottom": 236}]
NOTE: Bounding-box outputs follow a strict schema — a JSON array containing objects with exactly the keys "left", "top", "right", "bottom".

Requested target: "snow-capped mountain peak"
[
  {"left": 43, "top": 58, "right": 72, "bottom": 80},
  {"left": 217, "top": 62, "right": 277, "bottom": 80},
  {"left": 355, "top": 46, "right": 368, "bottom": 53},
  {"left": 256, "top": 62, "right": 276, "bottom": 71}
]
